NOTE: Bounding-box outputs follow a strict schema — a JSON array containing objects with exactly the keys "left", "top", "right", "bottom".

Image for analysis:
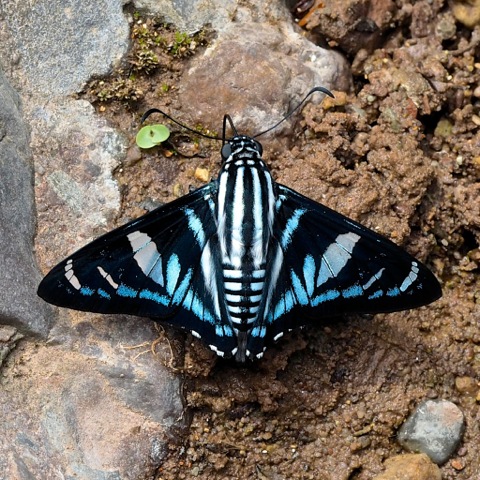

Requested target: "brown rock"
[{"left": 373, "top": 453, "right": 442, "bottom": 480}]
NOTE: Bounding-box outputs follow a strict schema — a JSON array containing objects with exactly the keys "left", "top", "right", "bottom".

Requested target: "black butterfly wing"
[
  {"left": 245, "top": 184, "right": 442, "bottom": 357},
  {"left": 38, "top": 184, "right": 238, "bottom": 356}
]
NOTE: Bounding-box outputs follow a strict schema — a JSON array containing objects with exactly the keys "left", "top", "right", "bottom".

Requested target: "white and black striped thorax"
[{"left": 215, "top": 135, "right": 276, "bottom": 332}]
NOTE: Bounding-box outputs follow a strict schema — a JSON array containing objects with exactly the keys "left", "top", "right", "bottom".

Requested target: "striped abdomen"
[{"left": 216, "top": 139, "right": 275, "bottom": 332}]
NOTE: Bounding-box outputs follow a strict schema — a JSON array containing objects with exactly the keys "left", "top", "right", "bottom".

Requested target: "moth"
[{"left": 38, "top": 87, "right": 442, "bottom": 362}]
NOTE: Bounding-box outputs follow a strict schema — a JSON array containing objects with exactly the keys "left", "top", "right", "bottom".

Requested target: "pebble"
[
  {"left": 454, "top": 376, "right": 478, "bottom": 395},
  {"left": 372, "top": 453, "right": 441, "bottom": 480},
  {"left": 397, "top": 399, "right": 465, "bottom": 465},
  {"left": 0, "top": 325, "right": 18, "bottom": 342},
  {"left": 451, "top": 0, "right": 480, "bottom": 28},
  {"left": 194, "top": 167, "right": 210, "bottom": 182}
]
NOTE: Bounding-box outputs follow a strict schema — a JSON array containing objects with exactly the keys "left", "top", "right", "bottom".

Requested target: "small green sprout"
[{"left": 136, "top": 124, "right": 170, "bottom": 149}]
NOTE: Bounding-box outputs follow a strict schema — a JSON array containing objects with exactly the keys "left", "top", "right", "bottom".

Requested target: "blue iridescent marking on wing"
[
  {"left": 387, "top": 287, "right": 401, "bottom": 297},
  {"left": 166, "top": 254, "right": 181, "bottom": 295},
  {"left": 291, "top": 270, "right": 309, "bottom": 305},
  {"left": 311, "top": 289, "right": 341, "bottom": 306},
  {"left": 368, "top": 290, "right": 383, "bottom": 300},
  {"left": 139, "top": 289, "right": 170, "bottom": 306},
  {"left": 303, "top": 254, "right": 315, "bottom": 297},
  {"left": 342, "top": 284, "right": 363, "bottom": 298},
  {"left": 172, "top": 269, "right": 193, "bottom": 305},
  {"left": 216, "top": 324, "right": 234, "bottom": 338},
  {"left": 117, "top": 285, "right": 138, "bottom": 298},
  {"left": 98, "top": 288, "right": 111, "bottom": 299},
  {"left": 184, "top": 208, "right": 206, "bottom": 247},
  {"left": 80, "top": 286, "right": 94, "bottom": 296},
  {"left": 251, "top": 325, "right": 266, "bottom": 338},
  {"left": 281, "top": 209, "right": 305, "bottom": 248},
  {"left": 188, "top": 293, "right": 214, "bottom": 324}
]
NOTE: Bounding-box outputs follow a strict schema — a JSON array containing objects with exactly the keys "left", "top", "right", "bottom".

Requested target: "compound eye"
[
  {"left": 221, "top": 143, "right": 232, "bottom": 160},
  {"left": 254, "top": 140, "right": 263, "bottom": 156}
]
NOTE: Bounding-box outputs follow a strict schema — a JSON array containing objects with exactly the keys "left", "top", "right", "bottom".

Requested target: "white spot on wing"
[
  {"left": 209, "top": 344, "right": 225, "bottom": 357},
  {"left": 317, "top": 232, "right": 360, "bottom": 287},
  {"left": 65, "top": 259, "right": 81, "bottom": 290},
  {"left": 400, "top": 261, "right": 419, "bottom": 292},
  {"left": 97, "top": 266, "right": 119, "bottom": 289},
  {"left": 362, "top": 268, "right": 384, "bottom": 290},
  {"left": 127, "top": 231, "right": 163, "bottom": 286}
]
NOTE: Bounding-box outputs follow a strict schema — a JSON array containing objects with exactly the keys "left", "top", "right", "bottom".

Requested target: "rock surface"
[
  {"left": 0, "top": 68, "right": 52, "bottom": 338},
  {"left": 0, "top": 0, "right": 130, "bottom": 96}
]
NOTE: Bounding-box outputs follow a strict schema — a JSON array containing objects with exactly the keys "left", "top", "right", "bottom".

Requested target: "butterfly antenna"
[
  {"left": 141, "top": 86, "right": 333, "bottom": 142},
  {"left": 221, "top": 114, "right": 239, "bottom": 146},
  {"left": 253, "top": 86, "right": 334, "bottom": 139},
  {"left": 141, "top": 108, "right": 221, "bottom": 140}
]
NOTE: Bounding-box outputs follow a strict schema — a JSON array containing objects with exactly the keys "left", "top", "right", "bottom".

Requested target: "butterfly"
[{"left": 37, "top": 87, "right": 442, "bottom": 362}]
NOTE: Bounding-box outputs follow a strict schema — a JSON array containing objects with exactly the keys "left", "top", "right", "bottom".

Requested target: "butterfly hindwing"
[{"left": 245, "top": 185, "right": 442, "bottom": 355}]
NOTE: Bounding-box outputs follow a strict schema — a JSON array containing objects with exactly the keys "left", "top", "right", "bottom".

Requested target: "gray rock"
[
  {"left": 0, "top": 1, "right": 187, "bottom": 478},
  {"left": 0, "top": 67, "right": 53, "bottom": 338},
  {"left": 134, "top": 0, "right": 238, "bottom": 33},
  {"left": 0, "top": 318, "right": 186, "bottom": 479},
  {"left": 398, "top": 399, "right": 465, "bottom": 465},
  {"left": 0, "top": 0, "right": 130, "bottom": 96},
  {"left": 34, "top": 98, "right": 124, "bottom": 264}
]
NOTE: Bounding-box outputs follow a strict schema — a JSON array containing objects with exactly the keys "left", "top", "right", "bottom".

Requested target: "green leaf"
[{"left": 136, "top": 124, "right": 170, "bottom": 149}]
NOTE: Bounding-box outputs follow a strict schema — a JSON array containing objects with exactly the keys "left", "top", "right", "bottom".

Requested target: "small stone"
[
  {"left": 451, "top": 0, "right": 480, "bottom": 28},
  {"left": 435, "top": 13, "right": 457, "bottom": 40},
  {"left": 372, "top": 453, "right": 441, "bottom": 480},
  {"left": 397, "top": 399, "right": 465, "bottom": 464},
  {"left": 455, "top": 376, "right": 477, "bottom": 395},
  {"left": 0, "top": 325, "right": 18, "bottom": 342},
  {"left": 194, "top": 167, "right": 210, "bottom": 183},
  {"left": 123, "top": 145, "right": 143, "bottom": 167},
  {"left": 434, "top": 118, "right": 453, "bottom": 138},
  {"left": 451, "top": 459, "right": 465, "bottom": 471},
  {"left": 173, "top": 183, "right": 184, "bottom": 198},
  {"left": 472, "top": 114, "right": 480, "bottom": 126}
]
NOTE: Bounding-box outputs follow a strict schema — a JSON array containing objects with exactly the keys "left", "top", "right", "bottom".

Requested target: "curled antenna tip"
[
  {"left": 253, "top": 85, "right": 335, "bottom": 138},
  {"left": 310, "top": 86, "right": 335, "bottom": 98}
]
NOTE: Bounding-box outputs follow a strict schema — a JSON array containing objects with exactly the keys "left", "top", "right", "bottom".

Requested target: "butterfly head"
[{"left": 221, "top": 135, "right": 263, "bottom": 163}]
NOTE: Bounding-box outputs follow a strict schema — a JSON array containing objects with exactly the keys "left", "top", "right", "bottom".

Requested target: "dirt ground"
[{"left": 78, "top": 3, "right": 480, "bottom": 479}]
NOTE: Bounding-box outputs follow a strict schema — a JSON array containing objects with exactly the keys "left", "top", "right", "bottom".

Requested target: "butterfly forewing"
[{"left": 38, "top": 184, "right": 239, "bottom": 355}]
